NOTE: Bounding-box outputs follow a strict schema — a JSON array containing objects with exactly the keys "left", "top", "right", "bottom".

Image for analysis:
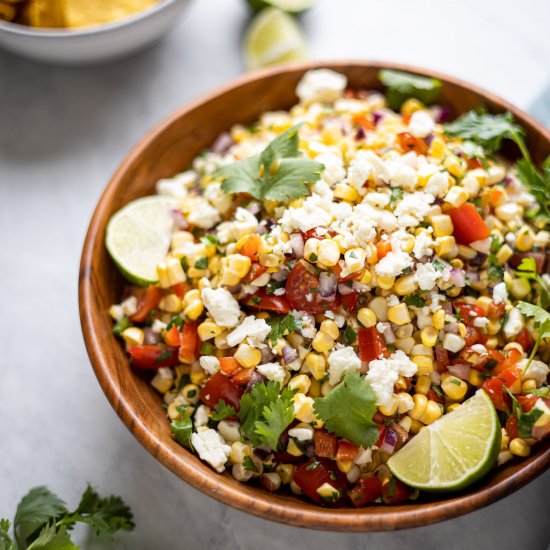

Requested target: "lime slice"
[
  {"left": 243, "top": 8, "right": 307, "bottom": 70},
  {"left": 246, "top": 0, "right": 316, "bottom": 14},
  {"left": 105, "top": 196, "right": 178, "bottom": 286},
  {"left": 387, "top": 390, "right": 501, "bottom": 492}
]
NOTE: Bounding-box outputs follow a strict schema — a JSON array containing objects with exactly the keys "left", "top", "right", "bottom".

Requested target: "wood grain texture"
[{"left": 78, "top": 61, "right": 550, "bottom": 532}]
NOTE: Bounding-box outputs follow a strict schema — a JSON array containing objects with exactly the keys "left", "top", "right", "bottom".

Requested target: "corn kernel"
[
  {"left": 334, "top": 183, "right": 359, "bottom": 202},
  {"left": 182, "top": 289, "right": 200, "bottom": 307},
  {"left": 337, "top": 460, "right": 353, "bottom": 473},
  {"left": 409, "top": 393, "right": 428, "bottom": 420},
  {"left": 431, "top": 214, "right": 454, "bottom": 238},
  {"left": 412, "top": 355, "right": 434, "bottom": 375},
  {"left": 308, "top": 378, "right": 322, "bottom": 397},
  {"left": 534, "top": 230, "right": 550, "bottom": 248},
  {"left": 151, "top": 367, "right": 174, "bottom": 393},
  {"left": 312, "top": 331, "right": 335, "bottom": 354},
  {"left": 320, "top": 319, "right": 340, "bottom": 340},
  {"left": 468, "top": 369, "right": 484, "bottom": 387},
  {"left": 432, "top": 309, "right": 446, "bottom": 330},
  {"left": 276, "top": 464, "right": 295, "bottom": 484},
  {"left": 184, "top": 299, "right": 204, "bottom": 320},
  {"left": 359, "top": 268, "right": 373, "bottom": 285},
  {"left": 293, "top": 393, "right": 315, "bottom": 422},
  {"left": 457, "top": 244, "right": 478, "bottom": 260},
  {"left": 234, "top": 343, "right": 262, "bottom": 368},
  {"left": 435, "top": 236, "right": 456, "bottom": 256},
  {"left": 387, "top": 303, "right": 411, "bottom": 325},
  {"left": 509, "top": 277, "right": 531, "bottom": 300},
  {"left": 377, "top": 274, "right": 396, "bottom": 290},
  {"left": 304, "top": 352, "right": 326, "bottom": 379},
  {"left": 316, "top": 482, "right": 340, "bottom": 500},
  {"left": 288, "top": 374, "right": 311, "bottom": 394},
  {"left": 495, "top": 203, "right": 523, "bottom": 222},
  {"left": 357, "top": 307, "right": 377, "bottom": 328},
  {"left": 399, "top": 415, "right": 413, "bottom": 432},
  {"left": 395, "top": 337, "right": 415, "bottom": 354},
  {"left": 461, "top": 173, "right": 480, "bottom": 197},
  {"left": 420, "top": 326, "right": 438, "bottom": 348},
  {"left": 441, "top": 375, "right": 468, "bottom": 400},
  {"left": 393, "top": 274, "right": 418, "bottom": 296},
  {"left": 420, "top": 400, "right": 443, "bottom": 424},
  {"left": 396, "top": 392, "right": 414, "bottom": 414},
  {"left": 444, "top": 186, "right": 468, "bottom": 208},
  {"left": 157, "top": 257, "right": 186, "bottom": 288},
  {"left": 121, "top": 327, "right": 144, "bottom": 346},
  {"left": 409, "top": 417, "right": 424, "bottom": 433},
  {"left": 344, "top": 248, "right": 367, "bottom": 273},
  {"left": 509, "top": 438, "right": 530, "bottom": 457},
  {"left": 411, "top": 344, "right": 434, "bottom": 357},
  {"left": 401, "top": 97, "right": 424, "bottom": 116},
  {"left": 259, "top": 253, "right": 283, "bottom": 268},
  {"left": 444, "top": 155, "right": 466, "bottom": 178},
  {"left": 287, "top": 439, "right": 303, "bottom": 457},
  {"left": 317, "top": 240, "right": 341, "bottom": 266},
  {"left": 429, "top": 137, "right": 445, "bottom": 159},
  {"left": 515, "top": 226, "right": 536, "bottom": 252},
  {"left": 304, "top": 238, "right": 320, "bottom": 262},
  {"left": 368, "top": 296, "right": 388, "bottom": 321},
  {"left": 446, "top": 403, "right": 461, "bottom": 413},
  {"left": 521, "top": 379, "right": 537, "bottom": 393},
  {"left": 198, "top": 320, "right": 222, "bottom": 341},
  {"left": 415, "top": 375, "right": 431, "bottom": 395},
  {"left": 158, "top": 293, "right": 183, "bottom": 313},
  {"left": 230, "top": 441, "right": 251, "bottom": 464}
]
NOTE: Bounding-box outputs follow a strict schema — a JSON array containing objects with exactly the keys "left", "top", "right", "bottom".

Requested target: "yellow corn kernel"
[
  {"left": 304, "top": 238, "right": 320, "bottom": 262},
  {"left": 457, "top": 244, "right": 478, "bottom": 261},
  {"left": 121, "top": 327, "right": 144, "bottom": 346},
  {"left": 157, "top": 257, "right": 186, "bottom": 288},
  {"left": 158, "top": 293, "right": 183, "bottom": 313},
  {"left": 443, "top": 155, "right": 466, "bottom": 178},
  {"left": 275, "top": 463, "right": 295, "bottom": 484},
  {"left": 409, "top": 417, "right": 424, "bottom": 433},
  {"left": 401, "top": 236, "right": 416, "bottom": 254},
  {"left": 521, "top": 379, "right": 537, "bottom": 393},
  {"left": 444, "top": 186, "right": 468, "bottom": 208},
  {"left": 334, "top": 183, "right": 359, "bottom": 202},
  {"left": 271, "top": 337, "right": 288, "bottom": 355},
  {"left": 395, "top": 337, "right": 415, "bottom": 354},
  {"left": 493, "top": 244, "right": 512, "bottom": 266},
  {"left": 337, "top": 460, "right": 353, "bottom": 473},
  {"left": 435, "top": 235, "right": 456, "bottom": 256},
  {"left": 441, "top": 375, "right": 468, "bottom": 400},
  {"left": 399, "top": 415, "right": 413, "bottom": 432},
  {"left": 359, "top": 268, "right": 373, "bottom": 285},
  {"left": 151, "top": 368, "right": 174, "bottom": 394},
  {"left": 393, "top": 274, "right": 418, "bottom": 296},
  {"left": 320, "top": 319, "right": 339, "bottom": 340},
  {"left": 396, "top": 392, "right": 414, "bottom": 414},
  {"left": 377, "top": 274, "right": 396, "bottom": 290},
  {"left": 287, "top": 439, "right": 303, "bottom": 457},
  {"left": 486, "top": 319, "right": 502, "bottom": 336},
  {"left": 293, "top": 393, "right": 315, "bottom": 422},
  {"left": 308, "top": 378, "right": 322, "bottom": 398},
  {"left": 344, "top": 248, "right": 367, "bottom": 273},
  {"left": 515, "top": 226, "right": 535, "bottom": 252},
  {"left": 412, "top": 355, "right": 434, "bottom": 375},
  {"left": 501, "top": 428, "right": 510, "bottom": 450},
  {"left": 259, "top": 253, "right": 283, "bottom": 268},
  {"left": 230, "top": 441, "right": 251, "bottom": 464},
  {"left": 368, "top": 296, "right": 388, "bottom": 321},
  {"left": 312, "top": 331, "right": 335, "bottom": 354},
  {"left": 198, "top": 320, "right": 222, "bottom": 341},
  {"left": 409, "top": 393, "right": 428, "bottom": 420},
  {"left": 316, "top": 482, "right": 340, "bottom": 500},
  {"left": 395, "top": 375, "right": 408, "bottom": 391},
  {"left": 378, "top": 396, "right": 398, "bottom": 416},
  {"left": 401, "top": 97, "right": 424, "bottom": 116},
  {"left": 182, "top": 289, "right": 199, "bottom": 307},
  {"left": 317, "top": 239, "right": 341, "bottom": 266},
  {"left": 468, "top": 369, "right": 485, "bottom": 387},
  {"left": 432, "top": 309, "right": 446, "bottom": 330},
  {"left": 534, "top": 230, "right": 550, "bottom": 248},
  {"left": 387, "top": 303, "right": 411, "bottom": 325},
  {"left": 509, "top": 438, "right": 530, "bottom": 457},
  {"left": 219, "top": 270, "right": 240, "bottom": 286},
  {"left": 288, "top": 374, "right": 311, "bottom": 395},
  {"left": 420, "top": 326, "right": 439, "bottom": 348},
  {"left": 184, "top": 299, "right": 204, "bottom": 320},
  {"left": 446, "top": 403, "right": 461, "bottom": 413},
  {"left": 228, "top": 254, "right": 252, "bottom": 278},
  {"left": 510, "top": 277, "right": 531, "bottom": 300},
  {"left": 304, "top": 352, "right": 326, "bottom": 379},
  {"left": 234, "top": 343, "right": 262, "bottom": 368},
  {"left": 415, "top": 375, "right": 432, "bottom": 395},
  {"left": 429, "top": 137, "right": 446, "bottom": 160},
  {"left": 458, "top": 322, "right": 467, "bottom": 338},
  {"left": 420, "top": 400, "right": 443, "bottom": 424},
  {"left": 431, "top": 214, "right": 454, "bottom": 238},
  {"left": 357, "top": 307, "right": 377, "bottom": 328},
  {"left": 171, "top": 231, "right": 194, "bottom": 250}
]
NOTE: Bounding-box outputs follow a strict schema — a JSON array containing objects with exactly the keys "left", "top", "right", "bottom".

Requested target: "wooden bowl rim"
[{"left": 79, "top": 60, "right": 550, "bottom": 531}]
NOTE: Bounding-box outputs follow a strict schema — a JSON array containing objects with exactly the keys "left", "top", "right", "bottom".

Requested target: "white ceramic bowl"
[{"left": 0, "top": 0, "right": 192, "bottom": 64}]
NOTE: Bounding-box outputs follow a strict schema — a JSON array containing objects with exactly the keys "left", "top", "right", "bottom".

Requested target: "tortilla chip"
[
  {"left": 28, "top": 0, "right": 65, "bottom": 27},
  {"left": 62, "top": 0, "right": 158, "bottom": 28}
]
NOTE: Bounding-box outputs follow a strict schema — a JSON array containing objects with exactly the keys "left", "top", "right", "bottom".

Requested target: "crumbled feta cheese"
[
  {"left": 216, "top": 207, "right": 258, "bottom": 243},
  {"left": 156, "top": 170, "right": 196, "bottom": 198},
  {"left": 296, "top": 69, "right": 347, "bottom": 104},
  {"left": 473, "top": 316, "right": 489, "bottom": 328},
  {"left": 354, "top": 202, "right": 398, "bottom": 232},
  {"left": 423, "top": 172, "right": 449, "bottom": 197},
  {"left": 203, "top": 181, "right": 233, "bottom": 214},
  {"left": 365, "top": 150, "right": 392, "bottom": 182},
  {"left": 390, "top": 162, "right": 417, "bottom": 190},
  {"left": 503, "top": 307, "right": 523, "bottom": 338},
  {"left": 347, "top": 152, "right": 373, "bottom": 189},
  {"left": 316, "top": 152, "right": 346, "bottom": 186},
  {"left": 443, "top": 333, "right": 466, "bottom": 353},
  {"left": 408, "top": 110, "right": 435, "bottom": 138},
  {"left": 151, "top": 319, "right": 167, "bottom": 333},
  {"left": 273, "top": 287, "right": 286, "bottom": 296},
  {"left": 412, "top": 231, "right": 434, "bottom": 259},
  {"left": 327, "top": 346, "right": 361, "bottom": 386},
  {"left": 194, "top": 405, "right": 211, "bottom": 428},
  {"left": 288, "top": 426, "right": 314, "bottom": 441},
  {"left": 364, "top": 192, "right": 390, "bottom": 207},
  {"left": 199, "top": 355, "right": 220, "bottom": 375},
  {"left": 201, "top": 287, "right": 241, "bottom": 327},
  {"left": 386, "top": 294, "right": 400, "bottom": 307},
  {"left": 394, "top": 192, "right": 434, "bottom": 228},
  {"left": 415, "top": 263, "right": 440, "bottom": 291},
  {"left": 256, "top": 362, "right": 286, "bottom": 384},
  {"left": 185, "top": 196, "right": 221, "bottom": 229},
  {"left": 366, "top": 350, "right": 417, "bottom": 406},
  {"left": 375, "top": 250, "right": 413, "bottom": 277},
  {"left": 519, "top": 359, "right": 549, "bottom": 385},
  {"left": 120, "top": 296, "right": 138, "bottom": 317},
  {"left": 226, "top": 315, "right": 271, "bottom": 347},
  {"left": 493, "top": 282, "right": 508, "bottom": 305},
  {"left": 427, "top": 293, "right": 445, "bottom": 313},
  {"left": 376, "top": 322, "right": 389, "bottom": 334},
  {"left": 280, "top": 193, "right": 333, "bottom": 232},
  {"left": 191, "top": 429, "right": 231, "bottom": 473},
  {"left": 333, "top": 313, "right": 346, "bottom": 328}
]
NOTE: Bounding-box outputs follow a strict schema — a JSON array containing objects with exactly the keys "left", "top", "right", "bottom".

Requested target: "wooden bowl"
[{"left": 79, "top": 61, "right": 550, "bottom": 531}]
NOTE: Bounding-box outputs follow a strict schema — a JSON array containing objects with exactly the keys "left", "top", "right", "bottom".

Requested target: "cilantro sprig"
[
  {"left": 503, "top": 386, "right": 543, "bottom": 439},
  {"left": 314, "top": 371, "right": 378, "bottom": 448},
  {"left": 1, "top": 485, "right": 133, "bottom": 550},
  {"left": 214, "top": 124, "right": 323, "bottom": 202},
  {"left": 266, "top": 314, "right": 302, "bottom": 346},
  {"left": 238, "top": 381, "right": 295, "bottom": 451},
  {"left": 378, "top": 69, "right": 442, "bottom": 110},
  {"left": 211, "top": 400, "right": 236, "bottom": 422}
]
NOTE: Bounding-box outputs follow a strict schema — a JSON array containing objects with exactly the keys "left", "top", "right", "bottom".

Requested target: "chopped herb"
[
  {"left": 195, "top": 256, "right": 208, "bottom": 270},
  {"left": 200, "top": 342, "right": 216, "bottom": 355},
  {"left": 180, "top": 257, "right": 189, "bottom": 273},
  {"left": 528, "top": 387, "right": 549, "bottom": 398},
  {"left": 517, "top": 408, "right": 543, "bottom": 438},
  {"left": 404, "top": 294, "right": 426, "bottom": 308},
  {"left": 154, "top": 348, "right": 175, "bottom": 365},
  {"left": 251, "top": 295, "right": 261, "bottom": 305},
  {"left": 389, "top": 187, "right": 405, "bottom": 206},
  {"left": 201, "top": 234, "right": 220, "bottom": 246},
  {"left": 170, "top": 406, "right": 193, "bottom": 449},
  {"left": 432, "top": 258, "right": 445, "bottom": 272},
  {"left": 485, "top": 358, "right": 498, "bottom": 371},
  {"left": 450, "top": 379, "right": 461, "bottom": 386},
  {"left": 515, "top": 158, "right": 550, "bottom": 224},
  {"left": 243, "top": 456, "right": 259, "bottom": 473},
  {"left": 112, "top": 316, "right": 131, "bottom": 336},
  {"left": 266, "top": 314, "right": 303, "bottom": 346},
  {"left": 211, "top": 399, "right": 236, "bottom": 421},
  {"left": 266, "top": 279, "right": 285, "bottom": 294},
  {"left": 166, "top": 315, "right": 184, "bottom": 330},
  {"left": 309, "top": 253, "right": 318, "bottom": 262},
  {"left": 339, "top": 325, "right": 357, "bottom": 346},
  {"left": 349, "top": 251, "right": 357, "bottom": 259},
  {"left": 378, "top": 69, "right": 442, "bottom": 110},
  {"left": 431, "top": 386, "right": 443, "bottom": 398},
  {"left": 401, "top": 266, "right": 412, "bottom": 275},
  {"left": 306, "top": 460, "right": 320, "bottom": 471},
  {"left": 387, "top": 476, "right": 397, "bottom": 499},
  {"left": 489, "top": 233, "right": 501, "bottom": 254},
  {"left": 309, "top": 287, "right": 318, "bottom": 293},
  {"left": 487, "top": 264, "right": 504, "bottom": 282}
]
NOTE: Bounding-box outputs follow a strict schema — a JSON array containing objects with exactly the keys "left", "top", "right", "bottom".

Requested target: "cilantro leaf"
[
  {"left": 211, "top": 400, "right": 236, "bottom": 421},
  {"left": 389, "top": 187, "right": 404, "bottom": 207},
  {"left": 170, "top": 406, "right": 193, "bottom": 449},
  {"left": 0, "top": 519, "right": 17, "bottom": 550},
  {"left": 314, "top": 371, "right": 378, "bottom": 448},
  {"left": 242, "top": 456, "right": 259, "bottom": 473},
  {"left": 444, "top": 110, "right": 528, "bottom": 158},
  {"left": 215, "top": 124, "right": 323, "bottom": 202},
  {"left": 517, "top": 408, "right": 543, "bottom": 439},
  {"left": 112, "top": 316, "right": 130, "bottom": 336},
  {"left": 266, "top": 314, "right": 302, "bottom": 346},
  {"left": 378, "top": 69, "right": 442, "bottom": 110},
  {"left": 516, "top": 157, "right": 550, "bottom": 224},
  {"left": 25, "top": 523, "right": 76, "bottom": 550},
  {"left": 238, "top": 381, "right": 295, "bottom": 450},
  {"left": 404, "top": 294, "right": 425, "bottom": 308},
  {"left": 517, "top": 302, "right": 550, "bottom": 325},
  {"left": 528, "top": 387, "right": 550, "bottom": 398},
  {"left": 339, "top": 325, "right": 357, "bottom": 346}
]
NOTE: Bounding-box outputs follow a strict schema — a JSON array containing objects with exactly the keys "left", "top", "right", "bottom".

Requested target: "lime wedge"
[
  {"left": 243, "top": 8, "right": 307, "bottom": 70},
  {"left": 246, "top": 0, "right": 316, "bottom": 14},
  {"left": 105, "top": 196, "right": 178, "bottom": 286},
  {"left": 387, "top": 390, "right": 501, "bottom": 492}
]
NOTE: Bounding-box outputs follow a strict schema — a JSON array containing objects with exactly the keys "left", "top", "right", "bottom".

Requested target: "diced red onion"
[
  {"left": 271, "top": 267, "right": 289, "bottom": 282},
  {"left": 379, "top": 427, "right": 398, "bottom": 454},
  {"left": 282, "top": 345, "right": 298, "bottom": 364},
  {"left": 144, "top": 328, "right": 162, "bottom": 345},
  {"left": 443, "top": 319, "right": 458, "bottom": 333},
  {"left": 390, "top": 423, "right": 409, "bottom": 452},
  {"left": 211, "top": 132, "right": 234, "bottom": 155},
  {"left": 289, "top": 233, "right": 304, "bottom": 259},
  {"left": 171, "top": 209, "right": 189, "bottom": 229},
  {"left": 423, "top": 133, "right": 434, "bottom": 147},
  {"left": 470, "top": 252, "right": 488, "bottom": 267},
  {"left": 449, "top": 268, "right": 466, "bottom": 288},
  {"left": 433, "top": 106, "right": 453, "bottom": 124},
  {"left": 261, "top": 347, "right": 276, "bottom": 363},
  {"left": 245, "top": 371, "right": 266, "bottom": 393},
  {"left": 383, "top": 326, "right": 396, "bottom": 344},
  {"left": 465, "top": 271, "right": 480, "bottom": 283},
  {"left": 373, "top": 110, "right": 385, "bottom": 125},
  {"left": 337, "top": 283, "right": 354, "bottom": 295},
  {"left": 448, "top": 363, "right": 471, "bottom": 380},
  {"left": 246, "top": 202, "right": 261, "bottom": 216},
  {"left": 318, "top": 272, "right": 338, "bottom": 298},
  {"left": 442, "top": 302, "right": 453, "bottom": 314}
]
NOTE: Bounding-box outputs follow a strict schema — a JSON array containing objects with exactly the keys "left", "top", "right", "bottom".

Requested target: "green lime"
[
  {"left": 243, "top": 8, "right": 307, "bottom": 71},
  {"left": 105, "top": 196, "right": 179, "bottom": 286},
  {"left": 387, "top": 390, "right": 501, "bottom": 492},
  {"left": 246, "top": 0, "right": 316, "bottom": 14}
]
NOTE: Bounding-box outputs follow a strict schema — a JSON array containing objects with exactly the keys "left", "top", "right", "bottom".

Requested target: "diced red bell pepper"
[
  {"left": 506, "top": 415, "right": 519, "bottom": 440},
  {"left": 435, "top": 345, "right": 450, "bottom": 373},
  {"left": 219, "top": 357, "right": 240, "bottom": 375},
  {"left": 348, "top": 476, "right": 382, "bottom": 507},
  {"left": 487, "top": 301, "right": 505, "bottom": 320},
  {"left": 171, "top": 282, "right": 191, "bottom": 297},
  {"left": 381, "top": 477, "right": 410, "bottom": 505},
  {"left": 293, "top": 458, "right": 347, "bottom": 506},
  {"left": 482, "top": 367, "right": 522, "bottom": 411},
  {"left": 231, "top": 368, "right": 253, "bottom": 386},
  {"left": 178, "top": 321, "right": 198, "bottom": 364},
  {"left": 199, "top": 372, "right": 243, "bottom": 411},
  {"left": 454, "top": 302, "right": 486, "bottom": 324},
  {"left": 164, "top": 325, "right": 181, "bottom": 347},
  {"left": 397, "top": 131, "right": 428, "bottom": 155},
  {"left": 516, "top": 328, "right": 534, "bottom": 354},
  {"left": 341, "top": 291, "right": 359, "bottom": 312},
  {"left": 336, "top": 440, "right": 360, "bottom": 462},
  {"left": 517, "top": 394, "right": 538, "bottom": 412},
  {"left": 358, "top": 327, "right": 389, "bottom": 363},
  {"left": 243, "top": 262, "right": 266, "bottom": 283},
  {"left": 492, "top": 348, "right": 522, "bottom": 375},
  {"left": 376, "top": 240, "right": 392, "bottom": 259},
  {"left": 448, "top": 203, "right": 490, "bottom": 245},
  {"left": 242, "top": 290, "right": 291, "bottom": 314},
  {"left": 314, "top": 430, "right": 338, "bottom": 459},
  {"left": 130, "top": 285, "right": 163, "bottom": 323},
  {"left": 474, "top": 349, "right": 505, "bottom": 371},
  {"left": 128, "top": 345, "right": 179, "bottom": 369}
]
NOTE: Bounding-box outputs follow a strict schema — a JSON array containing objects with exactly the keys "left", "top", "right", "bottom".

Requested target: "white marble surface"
[{"left": 1, "top": 0, "right": 550, "bottom": 548}]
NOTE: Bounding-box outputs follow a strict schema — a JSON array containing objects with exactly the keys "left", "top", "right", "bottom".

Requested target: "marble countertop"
[{"left": 1, "top": 0, "right": 549, "bottom": 548}]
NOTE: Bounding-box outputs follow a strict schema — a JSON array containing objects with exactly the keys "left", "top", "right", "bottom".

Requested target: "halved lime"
[
  {"left": 387, "top": 390, "right": 501, "bottom": 492},
  {"left": 105, "top": 196, "right": 178, "bottom": 286},
  {"left": 243, "top": 8, "right": 307, "bottom": 70},
  {"left": 246, "top": 0, "right": 316, "bottom": 14}
]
